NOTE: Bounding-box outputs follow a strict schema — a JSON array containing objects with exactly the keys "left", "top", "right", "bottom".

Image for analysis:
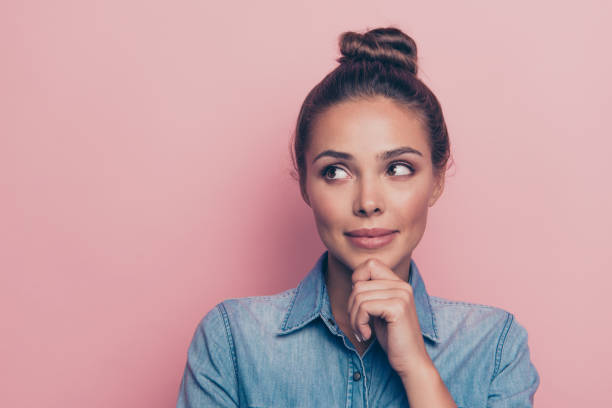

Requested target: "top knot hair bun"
[
  {"left": 337, "top": 27, "right": 418, "bottom": 75},
  {"left": 337, "top": 27, "right": 417, "bottom": 75}
]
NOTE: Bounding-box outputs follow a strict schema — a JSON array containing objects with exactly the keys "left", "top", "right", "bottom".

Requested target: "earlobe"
[
  {"left": 301, "top": 186, "right": 311, "bottom": 207},
  {"left": 428, "top": 174, "right": 445, "bottom": 207}
]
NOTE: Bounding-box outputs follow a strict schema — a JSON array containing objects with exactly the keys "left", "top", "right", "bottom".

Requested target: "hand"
[{"left": 347, "top": 258, "right": 432, "bottom": 377}]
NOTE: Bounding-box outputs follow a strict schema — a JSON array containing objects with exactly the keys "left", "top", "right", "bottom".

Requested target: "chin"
[{"left": 333, "top": 245, "right": 399, "bottom": 271}]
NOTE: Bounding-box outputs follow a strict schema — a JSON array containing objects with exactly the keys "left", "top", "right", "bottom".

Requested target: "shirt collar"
[{"left": 278, "top": 251, "right": 440, "bottom": 343}]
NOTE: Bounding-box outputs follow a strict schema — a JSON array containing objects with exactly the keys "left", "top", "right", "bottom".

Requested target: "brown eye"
[
  {"left": 387, "top": 162, "right": 413, "bottom": 176},
  {"left": 322, "top": 166, "right": 349, "bottom": 180}
]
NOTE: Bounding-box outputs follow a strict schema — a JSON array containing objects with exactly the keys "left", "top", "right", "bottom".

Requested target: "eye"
[
  {"left": 322, "top": 165, "right": 350, "bottom": 180},
  {"left": 387, "top": 162, "right": 414, "bottom": 176}
]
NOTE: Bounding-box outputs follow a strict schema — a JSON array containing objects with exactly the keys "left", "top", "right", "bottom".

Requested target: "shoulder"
[
  {"left": 221, "top": 287, "right": 296, "bottom": 316},
  {"left": 198, "top": 288, "right": 297, "bottom": 336},
  {"left": 429, "top": 295, "right": 513, "bottom": 325},
  {"left": 428, "top": 295, "right": 535, "bottom": 371},
  {"left": 424, "top": 296, "right": 539, "bottom": 403},
  {"left": 428, "top": 295, "right": 527, "bottom": 351}
]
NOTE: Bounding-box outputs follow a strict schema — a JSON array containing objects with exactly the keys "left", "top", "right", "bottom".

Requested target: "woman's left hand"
[{"left": 347, "top": 258, "right": 432, "bottom": 378}]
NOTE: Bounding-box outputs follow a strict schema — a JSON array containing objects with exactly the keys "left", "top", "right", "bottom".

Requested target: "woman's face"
[{"left": 303, "top": 96, "right": 444, "bottom": 275}]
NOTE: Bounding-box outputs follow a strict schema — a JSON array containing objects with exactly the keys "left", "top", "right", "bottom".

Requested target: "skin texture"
[{"left": 302, "top": 95, "right": 456, "bottom": 407}]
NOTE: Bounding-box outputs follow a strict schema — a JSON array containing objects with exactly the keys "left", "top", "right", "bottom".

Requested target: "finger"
[
  {"left": 353, "top": 298, "right": 406, "bottom": 341},
  {"left": 349, "top": 290, "right": 410, "bottom": 340},
  {"left": 348, "top": 283, "right": 412, "bottom": 314},
  {"left": 351, "top": 258, "right": 403, "bottom": 285}
]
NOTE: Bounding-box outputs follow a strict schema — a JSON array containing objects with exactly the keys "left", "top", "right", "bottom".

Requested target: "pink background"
[{"left": 2, "top": 1, "right": 611, "bottom": 406}]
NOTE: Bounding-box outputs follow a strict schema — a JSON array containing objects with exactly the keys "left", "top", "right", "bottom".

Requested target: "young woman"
[{"left": 177, "top": 26, "right": 540, "bottom": 407}]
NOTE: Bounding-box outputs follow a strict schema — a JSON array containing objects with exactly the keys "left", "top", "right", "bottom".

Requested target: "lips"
[
  {"left": 345, "top": 228, "right": 397, "bottom": 237},
  {"left": 345, "top": 228, "right": 398, "bottom": 249}
]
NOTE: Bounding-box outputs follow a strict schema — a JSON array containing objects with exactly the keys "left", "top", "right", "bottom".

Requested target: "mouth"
[{"left": 344, "top": 228, "right": 398, "bottom": 250}]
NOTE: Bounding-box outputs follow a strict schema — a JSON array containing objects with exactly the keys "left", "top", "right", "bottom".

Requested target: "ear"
[
  {"left": 428, "top": 172, "right": 445, "bottom": 207},
  {"left": 300, "top": 183, "right": 311, "bottom": 207}
]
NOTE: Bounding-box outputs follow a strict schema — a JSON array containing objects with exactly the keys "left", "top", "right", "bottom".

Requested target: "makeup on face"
[
  {"left": 304, "top": 97, "right": 439, "bottom": 274},
  {"left": 344, "top": 228, "right": 398, "bottom": 250}
]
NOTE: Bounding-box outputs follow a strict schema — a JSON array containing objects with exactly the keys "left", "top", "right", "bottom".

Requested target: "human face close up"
[{"left": 304, "top": 96, "right": 444, "bottom": 279}]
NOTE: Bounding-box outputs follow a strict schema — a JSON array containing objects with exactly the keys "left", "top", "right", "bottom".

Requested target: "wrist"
[
  {"left": 396, "top": 351, "right": 435, "bottom": 379},
  {"left": 399, "top": 361, "right": 456, "bottom": 408},
  {"left": 398, "top": 357, "right": 440, "bottom": 388}
]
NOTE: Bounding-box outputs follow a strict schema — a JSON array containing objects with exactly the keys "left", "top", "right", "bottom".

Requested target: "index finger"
[{"left": 351, "top": 258, "right": 402, "bottom": 284}]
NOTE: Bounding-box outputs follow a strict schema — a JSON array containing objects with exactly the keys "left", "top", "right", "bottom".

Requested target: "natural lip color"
[
  {"left": 345, "top": 228, "right": 397, "bottom": 237},
  {"left": 345, "top": 231, "right": 398, "bottom": 250}
]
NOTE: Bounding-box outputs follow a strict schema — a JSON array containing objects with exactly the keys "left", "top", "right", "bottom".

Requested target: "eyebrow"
[{"left": 312, "top": 146, "right": 423, "bottom": 164}]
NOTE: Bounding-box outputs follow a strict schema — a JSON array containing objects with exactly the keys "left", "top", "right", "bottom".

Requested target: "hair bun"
[{"left": 338, "top": 27, "right": 418, "bottom": 75}]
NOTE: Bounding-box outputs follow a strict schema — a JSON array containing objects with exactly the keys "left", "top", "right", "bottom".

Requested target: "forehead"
[{"left": 308, "top": 96, "right": 430, "bottom": 158}]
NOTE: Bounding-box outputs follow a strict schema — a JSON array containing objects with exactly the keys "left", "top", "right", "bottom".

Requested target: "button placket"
[
  {"left": 355, "top": 355, "right": 369, "bottom": 408},
  {"left": 323, "top": 315, "right": 341, "bottom": 336}
]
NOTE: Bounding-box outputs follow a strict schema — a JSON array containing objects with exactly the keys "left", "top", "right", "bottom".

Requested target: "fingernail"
[{"left": 353, "top": 331, "right": 362, "bottom": 342}]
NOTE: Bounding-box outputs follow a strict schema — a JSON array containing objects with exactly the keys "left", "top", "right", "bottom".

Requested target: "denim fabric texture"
[{"left": 177, "top": 251, "right": 540, "bottom": 407}]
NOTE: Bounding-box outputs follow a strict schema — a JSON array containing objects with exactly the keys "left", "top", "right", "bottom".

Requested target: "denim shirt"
[{"left": 177, "top": 251, "right": 540, "bottom": 407}]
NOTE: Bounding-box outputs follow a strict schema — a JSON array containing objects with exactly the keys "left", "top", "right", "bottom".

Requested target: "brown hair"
[{"left": 290, "top": 26, "right": 451, "bottom": 202}]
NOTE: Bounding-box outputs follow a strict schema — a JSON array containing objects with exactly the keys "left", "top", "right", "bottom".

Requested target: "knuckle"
[
  {"left": 365, "top": 258, "right": 378, "bottom": 268},
  {"left": 357, "top": 299, "right": 368, "bottom": 315},
  {"left": 392, "top": 298, "right": 405, "bottom": 311}
]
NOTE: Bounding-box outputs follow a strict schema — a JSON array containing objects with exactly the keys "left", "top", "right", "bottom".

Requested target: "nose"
[{"left": 353, "top": 175, "right": 384, "bottom": 217}]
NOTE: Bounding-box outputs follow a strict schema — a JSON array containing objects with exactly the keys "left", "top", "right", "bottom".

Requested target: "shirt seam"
[
  {"left": 426, "top": 294, "right": 440, "bottom": 339},
  {"left": 281, "top": 285, "right": 301, "bottom": 330},
  {"left": 217, "top": 303, "right": 241, "bottom": 407},
  {"left": 430, "top": 296, "right": 498, "bottom": 309},
  {"left": 492, "top": 312, "right": 514, "bottom": 380},
  {"left": 226, "top": 290, "right": 294, "bottom": 303}
]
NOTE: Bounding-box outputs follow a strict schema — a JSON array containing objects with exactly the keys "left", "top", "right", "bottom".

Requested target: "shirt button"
[{"left": 353, "top": 371, "right": 361, "bottom": 381}]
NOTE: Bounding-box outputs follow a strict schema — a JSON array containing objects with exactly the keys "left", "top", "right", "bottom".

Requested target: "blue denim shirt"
[{"left": 177, "top": 251, "right": 540, "bottom": 407}]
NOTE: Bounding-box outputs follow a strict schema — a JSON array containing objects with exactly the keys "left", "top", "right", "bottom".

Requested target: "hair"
[{"left": 290, "top": 26, "right": 452, "bottom": 203}]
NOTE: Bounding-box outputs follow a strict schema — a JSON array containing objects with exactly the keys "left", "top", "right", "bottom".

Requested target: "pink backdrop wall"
[{"left": 2, "top": 1, "right": 611, "bottom": 406}]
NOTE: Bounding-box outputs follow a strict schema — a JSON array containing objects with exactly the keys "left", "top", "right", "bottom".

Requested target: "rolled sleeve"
[
  {"left": 177, "top": 304, "right": 239, "bottom": 408},
  {"left": 487, "top": 314, "right": 540, "bottom": 407}
]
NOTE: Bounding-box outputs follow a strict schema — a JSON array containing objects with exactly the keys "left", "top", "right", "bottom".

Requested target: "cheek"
[
  {"left": 392, "top": 184, "right": 432, "bottom": 227},
  {"left": 307, "top": 182, "right": 345, "bottom": 232},
  {"left": 311, "top": 194, "right": 342, "bottom": 231}
]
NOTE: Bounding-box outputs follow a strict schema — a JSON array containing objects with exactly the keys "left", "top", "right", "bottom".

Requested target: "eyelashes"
[
  {"left": 320, "top": 161, "right": 415, "bottom": 181},
  {"left": 321, "top": 166, "right": 348, "bottom": 180},
  {"left": 387, "top": 162, "right": 414, "bottom": 176}
]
